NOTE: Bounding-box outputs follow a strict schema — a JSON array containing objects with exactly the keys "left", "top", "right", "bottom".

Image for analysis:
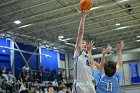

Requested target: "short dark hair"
[
  {"left": 104, "top": 61, "right": 117, "bottom": 77},
  {"left": 59, "top": 84, "right": 67, "bottom": 90}
]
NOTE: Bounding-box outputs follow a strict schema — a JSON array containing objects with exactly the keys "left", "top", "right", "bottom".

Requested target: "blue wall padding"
[
  {"left": 14, "top": 42, "right": 38, "bottom": 77},
  {"left": 0, "top": 38, "right": 11, "bottom": 73},
  {"left": 41, "top": 48, "right": 58, "bottom": 72}
]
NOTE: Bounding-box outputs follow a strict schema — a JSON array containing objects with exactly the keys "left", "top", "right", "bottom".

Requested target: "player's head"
[
  {"left": 104, "top": 61, "right": 117, "bottom": 77},
  {"left": 82, "top": 40, "right": 86, "bottom": 49}
]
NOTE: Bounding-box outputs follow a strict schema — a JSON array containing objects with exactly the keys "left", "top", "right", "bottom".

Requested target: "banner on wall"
[
  {"left": 129, "top": 62, "right": 140, "bottom": 84},
  {"left": 60, "top": 53, "right": 65, "bottom": 61}
]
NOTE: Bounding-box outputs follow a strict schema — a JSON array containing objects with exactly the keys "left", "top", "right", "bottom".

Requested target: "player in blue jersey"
[{"left": 89, "top": 40, "right": 124, "bottom": 93}]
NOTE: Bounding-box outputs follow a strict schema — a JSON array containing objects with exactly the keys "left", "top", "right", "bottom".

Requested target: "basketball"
[{"left": 80, "top": 0, "right": 93, "bottom": 10}]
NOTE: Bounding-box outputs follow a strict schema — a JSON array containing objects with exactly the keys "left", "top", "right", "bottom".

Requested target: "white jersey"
[
  {"left": 73, "top": 50, "right": 93, "bottom": 82},
  {"left": 72, "top": 50, "right": 96, "bottom": 93}
]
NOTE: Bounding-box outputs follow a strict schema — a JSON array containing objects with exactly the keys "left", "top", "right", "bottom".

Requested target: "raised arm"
[
  {"left": 95, "top": 50, "right": 106, "bottom": 72},
  {"left": 87, "top": 41, "right": 96, "bottom": 70},
  {"left": 97, "top": 45, "right": 111, "bottom": 72},
  {"left": 75, "top": 10, "right": 86, "bottom": 51},
  {"left": 117, "top": 40, "right": 124, "bottom": 71}
]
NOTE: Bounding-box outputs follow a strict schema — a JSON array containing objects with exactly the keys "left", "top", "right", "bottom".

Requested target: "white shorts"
[{"left": 72, "top": 81, "right": 96, "bottom": 93}]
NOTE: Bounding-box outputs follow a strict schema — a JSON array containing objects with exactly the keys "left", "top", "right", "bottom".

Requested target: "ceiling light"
[
  {"left": 65, "top": 42, "right": 75, "bottom": 46},
  {"left": 14, "top": 20, "right": 21, "bottom": 24},
  {"left": 18, "top": 24, "right": 32, "bottom": 28},
  {"left": 136, "top": 39, "right": 140, "bottom": 42},
  {"left": 116, "top": 26, "right": 127, "bottom": 30},
  {"left": 90, "top": 6, "right": 101, "bottom": 10},
  {"left": 116, "top": 23, "right": 120, "bottom": 26},
  {"left": 53, "top": 47, "right": 58, "bottom": 50},
  {"left": 58, "top": 38, "right": 63, "bottom": 41},
  {"left": 58, "top": 36, "right": 64, "bottom": 39},
  {"left": 119, "top": 0, "right": 129, "bottom": 3},
  {"left": 93, "top": 47, "right": 96, "bottom": 50},
  {"left": 63, "top": 38, "right": 73, "bottom": 41},
  {"left": 46, "top": 45, "right": 49, "bottom": 48},
  {"left": 137, "top": 36, "right": 140, "bottom": 38}
]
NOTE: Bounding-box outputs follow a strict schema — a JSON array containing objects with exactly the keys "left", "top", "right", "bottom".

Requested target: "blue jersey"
[{"left": 92, "top": 70, "right": 122, "bottom": 93}]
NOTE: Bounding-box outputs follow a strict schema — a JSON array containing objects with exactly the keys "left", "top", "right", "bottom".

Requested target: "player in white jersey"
[{"left": 72, "top": 10, "right": 96, "bottom": 93}]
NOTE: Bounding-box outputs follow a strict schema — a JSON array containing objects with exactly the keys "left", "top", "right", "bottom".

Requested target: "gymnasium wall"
[
  {"left": 14, "top": 42, "right": 38, "bottom": 76},
  {"left": 41, "top": 48, "right": 58, "bottom": 72},
  {"left": 121, "top": 85, "right": 140, "bottom": 93},
  {"left": 67, "top": 52, "right": 74, "bottom": 77},
  {"left": 41, "top": 49, "right": 67, "bottom": 80},
  {"left": 57, "top": 52, "right": 69, "bottom": 77},
  {"left": 109, "top": 51, "right": 140, "bottom": 85},
  {"left": 0, "top": 38, "right": 66, "bottom": 78}
]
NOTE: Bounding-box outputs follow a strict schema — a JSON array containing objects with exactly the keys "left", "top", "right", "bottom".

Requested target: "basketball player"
[
  {"left": 91, "top": 41, "right": 124, "bottom": 93},
  {"left": 72, "top": 10, "right": 96, "bottom": 93}
]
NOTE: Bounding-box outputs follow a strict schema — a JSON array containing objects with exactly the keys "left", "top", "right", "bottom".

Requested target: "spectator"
[
  {"left": 19, "top": 70, "right": 26, "bottom": 83},
  {"left": 59, "top": 72, "right": 63, "bottom": 80},
  {"left": 22, "top": 65, "right": 29, "bottom": 75},
  {"left": 38, "top": 68, "right": 43, "bottom": 83},
  {"left": 2, "top": 67, "right": 6, "bottom": 74},
  {"left": 62, "top": 78, "right": 67, "bottom": 84},
  {"left": 52, "top": 79, "right": 58, "bottom": 87},
  {"left": 46, "top": 67, "right": 51, "bottom": 81},
  {"left": 45, "top": 85, "right": 54, "bottom": 93},
  {"left": 59, "top": 84, "right": 68, "bottom": 93},
  {"left": 0, "top": 67, "right": 5, "bottom": 88}
]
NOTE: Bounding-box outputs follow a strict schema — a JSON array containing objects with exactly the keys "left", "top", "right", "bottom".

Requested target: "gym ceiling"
[{"left": 0, "top": 0, "right": 140, "bottom": 53}]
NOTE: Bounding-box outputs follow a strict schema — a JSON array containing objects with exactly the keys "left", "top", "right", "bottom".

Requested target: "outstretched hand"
[
  {"left": 117, "top": 40, "right": 125, "bottom": 52},
  {"left": 80, "top": 10, "right": 87, "bottom": 18},
  {"left": 86, "top": 41, "right": 95, "bottom": 52},
  {"left": 102, "top": 44, "right": 112, "bottom": 54}
]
